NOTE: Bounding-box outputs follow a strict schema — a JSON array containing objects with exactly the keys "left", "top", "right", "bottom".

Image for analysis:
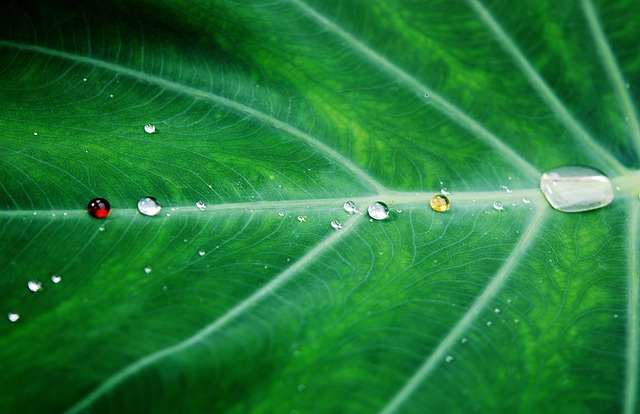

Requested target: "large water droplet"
[
  {"left": 330, "top": 219, "right": 342, "bottom": 229},
  {"left": 196, "top": 201, "right": 206, "bottom": 211},
  {"left": 138, "top": 197, "right": 162, "bottom": 216},
  {"left": 51, "top": 274, "right": 62, "bottom": 284},
  {"left": 144, "top": 124, "right": 156, "bottom": 134},
  {"left": 540, "top": 166, "right": 614, "bottom": 212},
  {"left": 430, "top": 195, "right": 450, "bottom": 212},
  {"left": 7, "top": 313, "right": 19, "bottom": 322},
  {"left": 368, "top": 202, "right": 390, "bottom": 220},
  {"left": 343, "top": 201, "right": 358, "bottom": 214},
  {"left": 28, "top": 280, "right": 42, "bottom": 292}
]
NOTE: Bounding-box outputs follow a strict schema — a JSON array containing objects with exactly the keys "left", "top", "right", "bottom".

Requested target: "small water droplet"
[
  {"left": 514, "top": 319, "right": 520, "bottom": 323},
  {"left": 33, "top": 132, "right": 38, "bottom": 136},
  {"left": 368, "top": 202, "right": 390, "bottom": 220},
  {"left": 144, "top": 266, "right": 152, "bottom": 274},
  {"left": 8, "top": 313, "right": 19, "bottom": 322},
  {"left": 614, "top": 314, "right": 619, "bottom": 318},
  {"left": 445, "top": 355, "right": 453, "bottom": 363},
  {"left": 500, "top": 185, "right": 513, "bottom": 193},
  {"left": 297, "top": 384, "right": 306, "bottom": 392},
  {"left": 430, "top": 195, "right": 450, "bottom": 212},
  {"left": 494, "top": 308, "right": 501, "bottom": 313},
  {"left": 396, "top": 209, "right": 402, "bottom": 213},
  {"left": 83, "top": 78, "right": 87, "bottom": 82},
  {"left": 440, "top": 187, "right": 450, "bottom": 195},
  {"left": 540, "top": 166, "right": 614, "bottom": 212},
  {"left": 51, "top": 275, "right": 62, "bottom": 284},
  {"left": 109, "top": 94, "right": 114, "bottom": 98},
  {"left": 144, "top": 124, "right": 156, "bottom": 134},
  {"left": 330, "top": 219, "right": 342, "bottom": 229},
  {"left": 297, "top": 215, "right": 306, "bottom": 222},
  {"left": 522, "top": 198, "right": 531, "bottom": 204},
  {"left": 344, "top": 201, "right": 358, "bottom": 214},
  {"left": 198, "top": 250, "right": 206, "bottom": 257},
  {"left": 28, "top": 280, "right": 42, "bottom": 292},
  {"left": 493, "top": 201, "right": 504, "bottom": 211},
  {"left": 98, "top": 226, "right": 105, "bottom": 232},
  {"left": 196, "top": 201, "right": 206, "bottom": 211},
  {"left": 137, "top": 197, "right": 162, "bottom": 216},
  {"left": 486, "top": 321, "right": 493, "bottom": 326},
  {"left": 461, "top": 338, "right": 468, "bottom": 344},
  {"left": 87, "top": 198, "right": 111, "bottom": 219},
  {"left": 278, "top": 212, "right": 285, "bottom": 217}
]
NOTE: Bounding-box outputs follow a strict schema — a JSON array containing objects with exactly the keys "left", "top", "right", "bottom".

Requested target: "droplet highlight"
[
  {"left": 144, "top": 124, "right": 156, "bottom": 134},
  {"left": 87, "top": 198, "right": 111, "bottom": 219},
  {"left": 28, "top": 280, "right": 42, "bottom": 292},
  {"left": 330, "top": 219, "right": 342, "bottom": 229},
  {"left": 297, "top": 216, "right": 306, "bottom": 222},
  {"left": 51, "top": 275, "right": 62, "bottom": 284},
  {"left": 368, "top": 202, "right": 390, "bottom": 220},
  {"left": 7, "top": 313, "right": 19, "bottom": 322},
  {"left": 540, "top": 166, "right": 614, "bottom": 212},
  {"left": 430, "top": 195, "right": 450, "bottom": 212},
  {"left": 343, "top": 201, "right": 358, "bottom": 214},
  {"left": 138, "top": 197, "right": 162, "bottom": 216},
  {"left": 144, "top": 266, "right": 152, "bottom": 274},
  {"left": 198, "top": 250, "right": 206, "bottom": 257}
]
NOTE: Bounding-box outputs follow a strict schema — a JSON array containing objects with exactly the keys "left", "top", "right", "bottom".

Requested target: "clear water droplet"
[
  {"left": 278, "top": 212, "right": 285, "bottom": 217},
  {"left": 494, "top": 308, "right": 501, "bottom": 313},
  {"left": 396, "top": 209, "right": 402, "bottom": 213},
  {"left": 33, "top": 132, "right": 38, "bottom": 136},
  {"left": 138, "top": 197, "right": 162, "bottom": 216},
  {"left": 430, "top": 195, "right": 450, "bottom": 212},
  {"left": 445, "top": 355, "right": 453, "bottom": 363},
  {"left": 461, "top": 338, "right": 468, "bottom": 344},
  {"left": 198, "top": 250, "right": 206, "bottom": 257},
  {"left": 522, "top": 198, "right": 531, "bottom": 204},
  {"left": 297, "top": 215, "right": 306, "bottom": 222},
  {"left": 144, "top": 124, "right": 156, "bottom": 134},
  {"left": 8, "top": 313, "right": 19, "bottom": 322},
  {"left": 343, "top": 201, "right": 358, "bottom": 214},
  {"left": 440, "top": 187, "right": 450, "bottom": 195},
  {"left": 493, "top": 201, "right": 504, "bottom": 211},
  {"left": 540, "top": 166, "right": 614, "bottom": 212},
  {"left": 486, "top": 321, "right": 493, "bottom": 326},
  {"left": 98, "top": 226, "right": 105, "bottom": 232},
  {"left": 330, "top": 219, "right": 342, "bottom": 229},
  {"left": 144, "top": 266, "right": 152, "bottom": 274},
  {"left": 28, "top": 280, "right": 42, "bottom": 292},
  {"left": 51, "top": 275, "right": 62, "bottom": 284},
  {"left": 196, "top": 201, "right": 206, "bottom": 210},
  {"left": 368, "top": 202, "right": 390, "bottom": 220}
]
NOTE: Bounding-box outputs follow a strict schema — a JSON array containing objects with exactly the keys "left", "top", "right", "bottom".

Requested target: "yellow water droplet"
[{"left": 430, "top": 195, "right": 450, "bottom": 212}]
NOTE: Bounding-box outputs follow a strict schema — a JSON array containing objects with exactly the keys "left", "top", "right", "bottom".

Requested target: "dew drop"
[
  {"left": 198, "top": 250, "right": 206, "bottom": 257},
  {"left": 494, "top": 308, "right": 501, "bottom": 313},
  {"left": 514, "top": 319, "right": 520, "bottom": 324},
  {"left": 461, "top": 338, "right": 468, "bottom": 344},
  {"left": 33, "top": 132, "right": 38, "bottom": 136},
  {"left": 28, "top": 280, "right": 42, "bottom": 292},
  {"left": 343, "top": 201, "right": 358, "bottom": 214},
  {"left": 430, "top": 195, "right": 450, "bottom": 212},
  {"left": 486, "top": 321, "right": 493, "bottom": 327},
  {"left": 368, "top": 202, "right": 390, "bottom": 220},
  {"left": 445, "top": 355, "right": 453, "bottom": 363},
  {"left": 278, "top": 212, "right": 285, "bottom": 217},
  {"left": 137, "top": 196, "right": 162, "bottom": 216},
  {"left": 540, "top": 166, "right": 614, "bottom": 212},
  {"left": 196, "top": 201, "right": 206, "bottom": 211},
  {"left": 98, "top": 226, "right": 105, "bottom": 232},
  {"left": 87, "top": 198, "right": 111, "bottom": 219},
  {"left": 330, "top": 219, "right": 342, "bottom": 229},
  {"left": 144, "top": 124, "right": 156, "bottom": 134},
  {"left": 144, "top": 266, "right": 152, "bottom": 274},
  {"left": 522, "top": 198, "right": 531, "bottom": 204},
  {"left": 51, "top": 275, "right": 62, "bottom": 284},
  {"left": 440, "top": 187, "right": 450, "bottom": 196},
  {"left": 297, "top": 215, "right": 306, "bottom": 222},
  {"left": 8, "top": 313, "right": 19, "bottom": 322},
  {"left": 493, "top": 201, "right": 504, "bottom": 211}
]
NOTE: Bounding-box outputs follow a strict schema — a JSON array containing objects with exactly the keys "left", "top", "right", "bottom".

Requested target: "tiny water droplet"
[
  {"left": 98, "top": 226, "right": 105, "bottom": 232},
  {"left": 486, "top": 321, "right": 493, "bottom": 327},
  {"left": 368, "top": 202, "right": 390, "bottom": 220},
  {"left": 461, "top": 338, "right": 468, "bottom": 344},
  {"left": 198, "top": 250, "right": 206, "bottom": 257},
  {"left": 33, "top": 132, "right": 38, "bottom": 136},
  {"left": 51, "top": 275, "right": 62, "bottom": 284},
  {"left": 278, "top": 212, "right": 285, "bottom": 217},
  {"left": 493, "top": 201, "right": 504, "bottom": 211},
  {"left": 344, "top": 201, "right": 358, "bottom": 214},
  {"left": 514, "top": 319, "right": 520, "bottom": 323},
  {"left": 138, "top": 197, "right": 162, "bottom": 216},
  {"left": 494, "top": 308, "right": 501, "bottom": 313},
  {"left": 540, "top": 166, "right": 614, "bottom": 212},
  {"left": 144, "top": 124, "right": 156, "bottom": 134},
  {"left": 330, "top": 219, "right": 342, "bottom": 229},
  {"left": 297, "top": 216, "right": 306, "bottom": 222},
  {"left": 83, "top": 78, "right": 87, "bottom": 82},
  {"left": 614, "top": 314, "right": 619, "bottom": 318},
  {"left": 396, "top": 209, "right": 402, "bottom": 213},
  {"left": 440, "top": 187, "right": 450, "bottom": 195},
  {"left": 196, "top": 201, "right": 206, "bottom": 210},
  {"left": 144, "top": 266, "right": 152, "bottom": 274},
  {"left": 297, "top": 384, "right": 306, "bottom": 392},
  {"left": 430, "top": 195, "right": 450, "bottom": 212},
  {"left": 87, "top": 198, "right": 111, "bottom": 219},
  {"left": 500, "top": 185, "right": 513, "bottom": 193},
  {"left": 28, "top": 280, "right": 42, "bottom": 292},
  {"left": 8, "top": 313, "right": 19, "bottom": 322},
  {"left": 522, "top": 198, "right": 531, "bottom": 204},
  {"left": 445, "top": 355, "right": 453, "bottom": 363}
]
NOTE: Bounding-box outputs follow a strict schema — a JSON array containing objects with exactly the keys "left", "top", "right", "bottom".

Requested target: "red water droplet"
[{"left": 87, "top": 198, "right": 111, "bottom": 219}]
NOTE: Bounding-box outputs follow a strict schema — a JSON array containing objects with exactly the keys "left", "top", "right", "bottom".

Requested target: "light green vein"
[
  {"left": 288, "top": 0, "right": 540, "bottom": 180},
  {"left": 378, "top": 206, "right": 548, "bottom": 414},
  {"left": 466, "top": 0, "right": 628, "bottom": 174},
  {"left": 0, "top": 40, "right": 387, "bottom": 194},
  {"left": 582, "top": 0, "right": 640, "bottom": 159},
  {"left": 63, "top": 213, "right": 362, "bottom": 414},
  {"left": 624, "top": 198, "right": 639, "bottom": 414}
]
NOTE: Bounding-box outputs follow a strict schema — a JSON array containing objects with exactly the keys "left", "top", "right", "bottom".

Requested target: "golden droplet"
[{"left": 430, "top": 194, "right": 450, "bottom": 212}]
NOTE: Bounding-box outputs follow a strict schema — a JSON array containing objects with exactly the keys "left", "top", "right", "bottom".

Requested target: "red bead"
[{"left": 87, "top": 198, "right": 111, "bottom": 219}]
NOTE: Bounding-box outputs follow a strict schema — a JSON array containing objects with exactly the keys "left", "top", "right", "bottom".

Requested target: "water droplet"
[
  {"left": 144, "top": 266, "right": 152, "bottom": 274},
  {"left": 144, "top": 124, "right": 156, "bottom": 134},
  {"left": 522, "top": 198, "right": 531, "bottom": 204},
  {"left": 440, "top": 187, "right": 450, "bottom": 195},
  {"left": 87, "top": 198, "right": 111, "bottom": 219},
  {"left": 51, "top": 275, "right": 62, "bottom": 284},
  {"left": 198, "top": 250, "right": 206, "bottom": 257},
  {"left": 494, "top": 308, "right": 501, "bottom": 313},
  {"left": 83, "top": 78, "right": 87, "bottom": 82},
  {"left": 7, "top": 313, "right": 19, "bottom": 322},
  {"left": 540, "top": 166, "right": 614, "bottom": 212},
  {"left": 396, "top": 209, "right": 402, "bottom": 213},
  {"left": 196, "top": 201, "right": 206, "bottom": 210},
  {"left": 486, "top": 321, "right": 493, "bottom": 327},
  {"left": 98, "top": 226, "right": 105, "bottom": 232},
  {"left": 343, "top": 201, "right": 358, "bottom": 214},
  {"left": 368, "top": 202, "right": 390, "bottom": 220},
  {"left": 445, "top": 355, "right": 453, "bottom": 363},
  {"left": 297, "top": 384, "right": 306, "bottom": 392},
  {"left": 514, "top": 319, "right": 520, "bottom": 324},
  {"left": 430, "top": 195, "right": 450, "bottom": 212},
  {"left": 461, "top": 338, "right": 468, "bottom": 344},
  {"left": 278, "top": 212, "right": 285, "bottom": 217},
  {"left": 493, "top": 201, "right": 504, "bottom": 211},
  {"left": 28, "top": 280, "right": 42, "bottom": 292},
  {"left": 137, "top": 197, "right": 162, "bottom": 216},
  {"left": 297, "top": 215, "right": 306, "bottom": 222},
  {"left": 330, "top": 219, "right": 342, "bottom": 229},
  {"left": 33, "top": 132, "right": 38, "bottom": 136}
]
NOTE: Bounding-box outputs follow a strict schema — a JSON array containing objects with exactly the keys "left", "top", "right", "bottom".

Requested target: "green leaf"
[{"left": 1, "top": 0, "right": 639, "bottom": 413}]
